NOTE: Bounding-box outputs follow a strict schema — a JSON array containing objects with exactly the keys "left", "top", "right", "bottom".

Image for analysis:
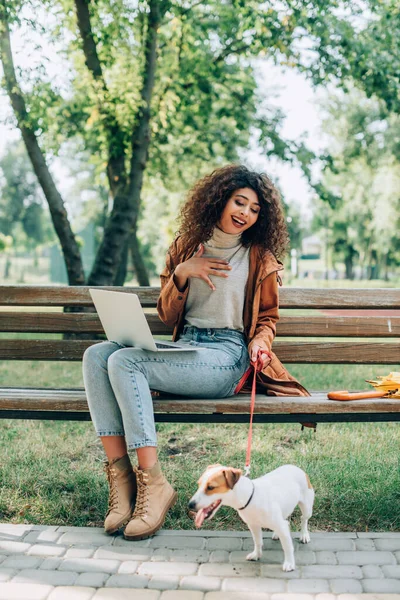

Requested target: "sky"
[{"left": 0, "top": 16, "right": 328, "bottom": 222}]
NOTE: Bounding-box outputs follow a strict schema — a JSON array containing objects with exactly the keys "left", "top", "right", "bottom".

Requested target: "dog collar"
[{"left": 238, "top": 481, "right": 255, "bottom": 511}]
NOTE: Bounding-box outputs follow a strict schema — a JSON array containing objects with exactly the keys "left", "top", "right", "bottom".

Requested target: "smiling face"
[
  {"left": 188, "top": 465, "right": 242, "bottom": 528},
  {"left": 217, "top": 187, "right": 260, "bottom": 235}
]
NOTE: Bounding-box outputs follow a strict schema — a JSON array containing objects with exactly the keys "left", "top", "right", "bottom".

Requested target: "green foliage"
[
  {"left": 303, "top": 0, "right": 400, "bottom": 114},
  {"left": 312, "top": 89, "right": 400, "bottom": 278},
  {"left": 0, "top": 141, "right": 56, "bottom": 249}
]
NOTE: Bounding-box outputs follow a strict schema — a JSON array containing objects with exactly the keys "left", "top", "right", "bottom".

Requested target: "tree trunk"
[
  {"left": 88, "top": 0, "right": 163, "bottom": 285},
  {"left": 113, "top": 237, "right": 129, "bottom": 286},
  {"left": 130, "top": 229, "right": 150, "bottom": 286},
  {"left": 0, "top": 8, "right": 85, "bottom": 286}
]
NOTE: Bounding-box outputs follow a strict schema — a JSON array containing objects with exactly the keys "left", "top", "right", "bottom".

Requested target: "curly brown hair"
[{"left": 177, "top": 164, "right": 289, "bottom": 259}]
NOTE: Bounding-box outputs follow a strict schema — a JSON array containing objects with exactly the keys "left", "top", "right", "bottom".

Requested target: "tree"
[
  {"left": 0, "top": 141, "right": 56, "bottom": 248},
  {"left": 312, "top": 90, "right": 400, "bottom": 279},
  {"left": 1, "top": 0, "right": 363, "bottom": 285}
]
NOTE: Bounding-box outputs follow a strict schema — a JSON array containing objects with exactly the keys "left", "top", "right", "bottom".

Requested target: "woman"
[{"left": 83, "top": 164, "right": 308, "bottom": 541}]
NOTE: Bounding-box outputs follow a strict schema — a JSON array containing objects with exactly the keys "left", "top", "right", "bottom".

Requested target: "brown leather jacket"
[{"left": 157, "top": 237, "right": 309, "bottom": 397}]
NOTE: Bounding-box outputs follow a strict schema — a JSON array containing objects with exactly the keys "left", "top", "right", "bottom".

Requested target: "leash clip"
[{"left": 243, "top": 464, "right": 251, "bottom": 477}]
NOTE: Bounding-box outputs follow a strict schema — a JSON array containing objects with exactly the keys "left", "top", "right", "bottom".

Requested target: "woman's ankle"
[{"left": 136, "top": 446, "right": 158, "bottom": 469}]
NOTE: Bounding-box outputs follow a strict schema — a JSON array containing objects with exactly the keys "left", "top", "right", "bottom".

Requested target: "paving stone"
[
  {"left": 57, "top": 527, "right": 103, "bottom": 533},
  {"left": 357, "top": 531, "right": 400, "bottom": 538},
  {"left": 205, "top": 594, "right": 275, "bottom": 600},
  {"left": 209, "top": 551, "right": 229, "bottom": 563},
  {"left": 260, "top": 564, "right": 298, "bottom": 579},
  {"left": 75, "top": 573, "right": 110, "bottom": 587},
  {"left": 24, "top": 531, "right": 63, "bottom": 544},
  {"left": 39, "top": 558, "right": 63, "bottom": 570},
  {"left": 355, "top": 538, "right": 376, "bottom": 551},
  {"left": 48, "top": 586, "right": 96, "bottom": 599},
  {"left": 113, "top": 537, "right": 150, "bottom": 548},
  {"left": 222, "top": 576, "right": 285, "bottom": 593},
  {"left": 0, "top": 524, "right": 34, "bottom": 536},
  {"left": 287, "top": 579, "right": 330, "bottom": 593},
  {"left": 337, "top": 551, "right": 396, "bottom": 565},
  {"left": 300, "top": 538, "right": 355, "bottom": 552},
  {"left": 382, "top": 565, "right": 400, "bottom": 578},
  {"left": 104, "top": 574, "right": 150, "bottom": 588},
  {"left": 59, "top": 532, "right": 113, "bottom": 546},
  {"left": 272, "top": 595, "right": 317, "bottom": 600},
  {"left": 160, "top": 592, "right": 204, "bottom": 600},
  {"left": 315, "top": 551, "right": 337, "bottom": 565},
  {"left": 95, "top": 546, "right": 151, "bottom": 561},
  {"left": 0, "top": 541, "right": 31, "bottom": 555},
  {"left": 207, "top": 538, "right": 243, "bottom": 551},
  {"left": 199, "top": 562, "right": 261, "bottom": 577},
  {"left": 242, "top": 537, "right": 281, "bottom": 551},
  {"left": 28, "top": 544, "right": 67, "bottom": 557},
  {"left": 13, "top": 568, "right": 78, "bottom": 586},
  {"left": 301, "top": 565, "right": 362, "bottom": 579},
  {"left": 309, "top": 532, "right": 357, "bottom": 538},
  {"left": 150, "top": 548, "right": 171, "bottom": 562},
  {"left": 230, "top": 550, "right": 281, "bottom": 564},
  {"left": 170, "top": 549, "right": 210, "bottom": 563},
  {"left": 329, "top": 579, "right": 363, "bottom": 593},
  {"left": 149, "top": 536, "right": 206, "bottom": 549},
  {"left": 293, "top": 551, "right": 317, "bottom": 565},
  {"left": 0, "top": 582, "right": 54, "bottom": 600},
  {"left": 60, "top": 558, "right": 120, "bottom": 574},
  {"left": 94, "top": 590, "right": 160, "bottom": 599},
  {"left": 118, "top": 561, "right": 139, "bottom": 575},
  {"left": 2, "top": 555, "right": 42, "bottom": 569},
  {"left": 148, "top": 575, "right": 179, "bottom": 590},
  {"left": 66, "top": 548, "right": 96, "bottom": 559},
  {"left": 375, "top": 539, "right": 400, "bottom": 551},
  {"left": 362, "top": 565, "right": 385, "bottom": 578},
  {"left": 0, "top": 568, "right": 16, "bottom": 582},
  {"left": 362, "top": 578, "right": 400, "bottom": 593},
  {"left": 180, "top": 576, "right": 222, "bottom": 591},
  {"left": 138, "top": 561, "right": 198, "bottom": 577}
]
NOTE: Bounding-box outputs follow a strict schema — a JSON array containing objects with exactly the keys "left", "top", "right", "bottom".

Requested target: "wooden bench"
[{"left": 0, "top": 286, "right": 399, "bottom": 426}]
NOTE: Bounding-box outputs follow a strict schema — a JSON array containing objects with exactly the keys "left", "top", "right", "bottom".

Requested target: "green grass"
[
  {"left": 0, "top": 361, "right": 399, "bottom": 531},
  {"left": 0, "top": 274, "right": 399, "bottom": 531}
]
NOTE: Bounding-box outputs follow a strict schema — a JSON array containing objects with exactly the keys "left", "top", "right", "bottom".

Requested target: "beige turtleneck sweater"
[{"left": 184, "top": 227, "right": 250, "bottom": 331}]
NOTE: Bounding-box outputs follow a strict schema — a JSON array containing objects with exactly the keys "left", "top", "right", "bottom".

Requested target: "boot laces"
[
  {"left": 104, "top": 465, "right": 119, "bottom": 515},
  {"left": 132, "top": 469, "right": 149, "bottom": 518}
]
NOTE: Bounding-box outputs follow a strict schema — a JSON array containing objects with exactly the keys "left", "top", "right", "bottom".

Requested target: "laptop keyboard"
[{"left": 155, "top": 342, "right": 176, "bottom": 349}]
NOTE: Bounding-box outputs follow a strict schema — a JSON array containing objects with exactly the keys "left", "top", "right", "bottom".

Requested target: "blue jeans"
[{"left": 82, "top": 326, "right": 249, "bottom": 449}]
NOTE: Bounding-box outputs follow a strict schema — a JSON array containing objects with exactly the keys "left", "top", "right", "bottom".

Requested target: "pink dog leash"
[{"left": 234, "top": 349, "right": 270, "bottom": 477}]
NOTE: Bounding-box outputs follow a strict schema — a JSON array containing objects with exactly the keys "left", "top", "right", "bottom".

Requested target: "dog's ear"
[{"left": 223, "top": 468, "right": 242, "bottom": 489}]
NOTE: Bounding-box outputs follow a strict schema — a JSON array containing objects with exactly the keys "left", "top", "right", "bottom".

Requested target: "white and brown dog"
[{"left": 188, "top": 464, "right": 314, "bottom": 571}]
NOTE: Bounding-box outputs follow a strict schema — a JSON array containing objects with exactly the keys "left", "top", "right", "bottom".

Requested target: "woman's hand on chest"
[{"left": 174, "top": 244, "right": 232, "bottom": 291}]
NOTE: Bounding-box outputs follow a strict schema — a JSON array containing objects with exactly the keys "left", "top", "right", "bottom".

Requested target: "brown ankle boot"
[
  {"left": 124, "top": 462, "right": 177, "bottom": 540},
  {"left": 103, "top": 454, "right": 137, "bottom": 534}
]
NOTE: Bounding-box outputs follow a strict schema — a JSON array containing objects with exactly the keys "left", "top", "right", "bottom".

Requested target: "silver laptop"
[{"left": 89, "top": 288, "right": 201, "bottom": 352}]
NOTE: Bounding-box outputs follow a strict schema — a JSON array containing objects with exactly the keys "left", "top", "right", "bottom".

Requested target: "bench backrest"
[{"left": 0, "top": 286, "right": 399, "bottom": 365}]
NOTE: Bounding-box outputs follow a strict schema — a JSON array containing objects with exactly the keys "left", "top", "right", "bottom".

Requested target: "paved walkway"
[{"left": 0, "top": 524, "right": 399, "bottom": 599}]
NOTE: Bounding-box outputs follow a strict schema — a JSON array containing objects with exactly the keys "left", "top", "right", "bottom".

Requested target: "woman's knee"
[
  {"left": 107, "top": 348, "right": 144, "bottom": 378},
  {"left": 82, "top": 341, "right": 119, "bottom": 370}
]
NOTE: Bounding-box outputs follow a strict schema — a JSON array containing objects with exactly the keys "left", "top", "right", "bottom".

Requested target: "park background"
[{"left": 0, "top": 0, "right": 399, "bottom": 533}]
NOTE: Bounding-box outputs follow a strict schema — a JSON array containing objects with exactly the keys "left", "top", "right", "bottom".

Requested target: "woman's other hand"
[
  {"left": 249, "top": 344, "right": 271, "bottom": 370},
  {"left": 174, "top": 244, "right": 231, "bottom": 291}
]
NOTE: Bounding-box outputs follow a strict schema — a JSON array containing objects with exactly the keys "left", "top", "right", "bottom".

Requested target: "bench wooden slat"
[
  {"left": 1, "top": 286, "right": 400, "bottom": 309},
  {"left": 1, "top": 312, "right": 399, "bottom": 337},
  {"left": 0, "top": 388, "right": 399, "bottom": 415},
  {"left": 0, "top": 339, "right": 398, "bottom": 363}
]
